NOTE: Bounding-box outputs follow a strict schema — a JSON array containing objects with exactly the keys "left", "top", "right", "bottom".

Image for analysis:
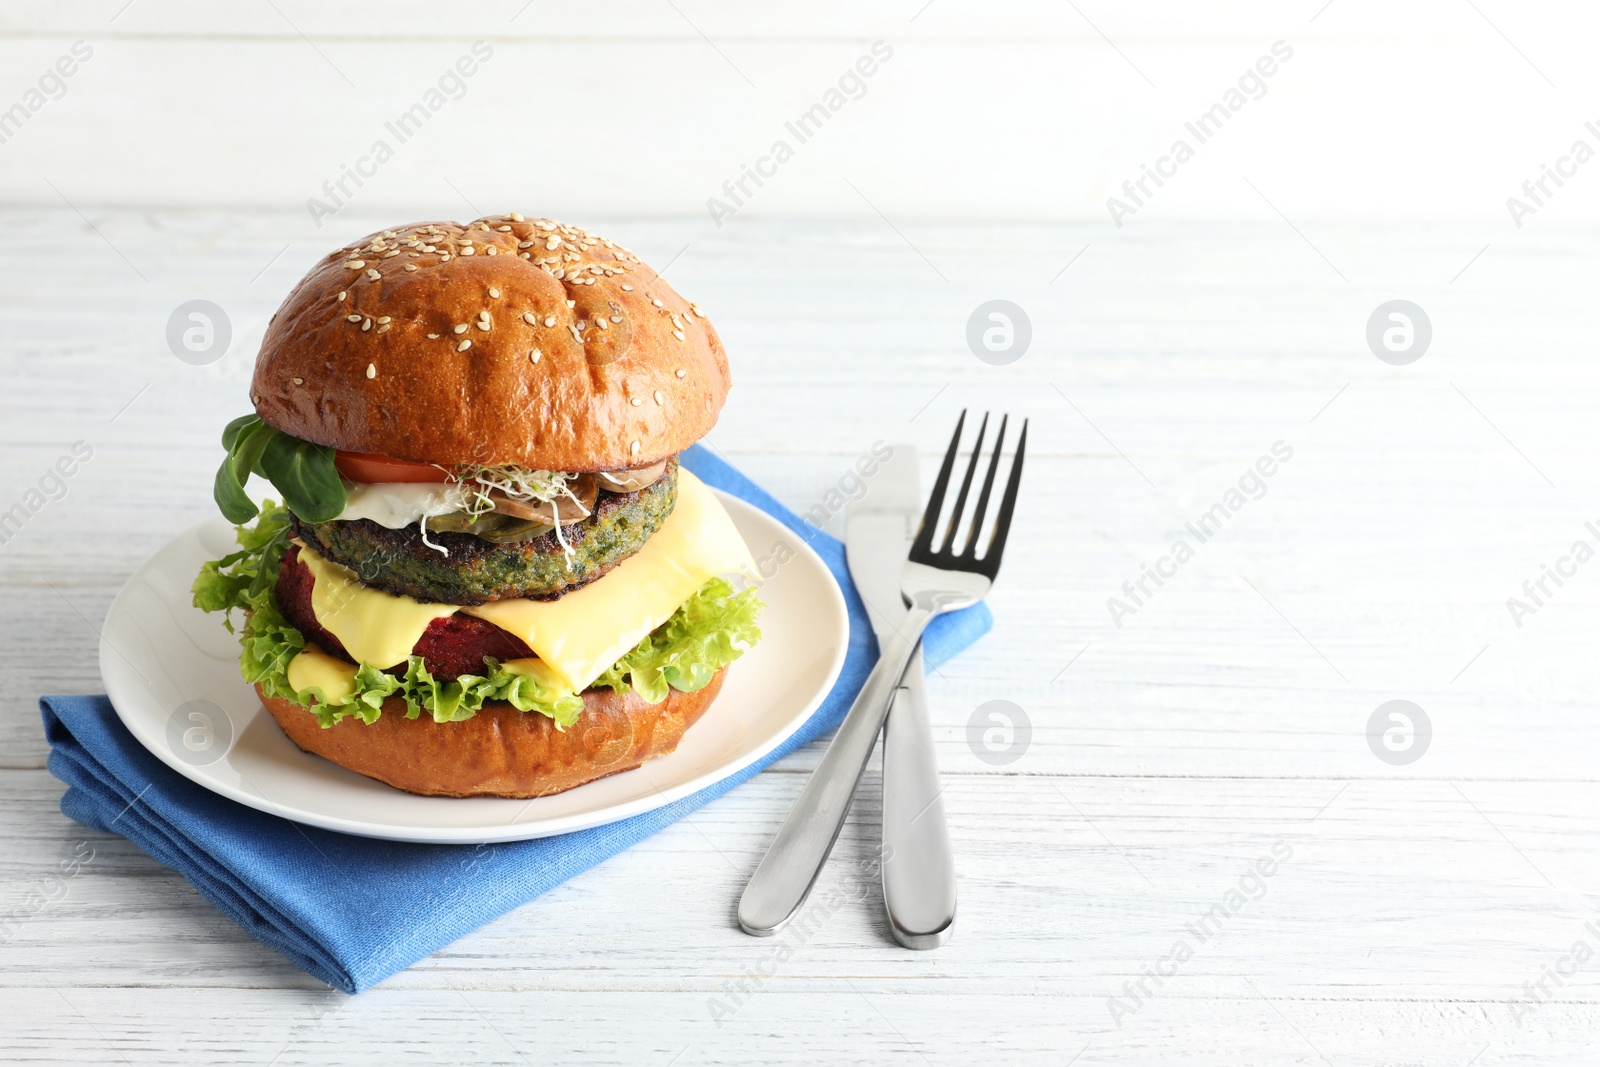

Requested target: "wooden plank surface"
[
  {"left": 2, "top": 3, "right": 1597, "bottom": 222},
  {"left": 3, "top": 209, "right": 1600, "bottom": 1064}
]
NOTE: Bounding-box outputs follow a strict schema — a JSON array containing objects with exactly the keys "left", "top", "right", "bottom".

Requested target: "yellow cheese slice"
[
  {"left": 497, "top": 657, "right": 570, "bottom": 691},
  {"left": 297, "top": 543, "right": 459, "bottom": 668},
  {"left": 286, "top": 646, "right": 360, "bottom": 701},
  {"left": 463, "top": 469, "right": 757, "bottom": 692},
  {"left": 296, "top": 468, "right": 756, "bottom": 691}
]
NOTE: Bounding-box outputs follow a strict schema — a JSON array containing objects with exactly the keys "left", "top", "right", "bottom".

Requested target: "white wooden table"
[{"left": 4, "top": 209, "right": 1600, "bottom": 1064}]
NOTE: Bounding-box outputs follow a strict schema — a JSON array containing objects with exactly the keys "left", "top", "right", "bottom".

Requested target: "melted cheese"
[
  {"left": 464, "top": 469, "right": 758, "bottom": 692},
  {"left": 297, "top": 543, "right": 459, "bottom": 668},
  {"left": 497, "top": 657, "right": 569, "bottom": 690},
  {"left": 296, "top": 469, "right": 756, "bottom": 691},
  {"left": 286, "top": 647, "right": 359, "bottom": 700}
]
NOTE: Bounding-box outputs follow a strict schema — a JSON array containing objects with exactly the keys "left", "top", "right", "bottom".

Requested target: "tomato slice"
[{"left": 334, "top": 450, "right": 450, "bottom": 484}]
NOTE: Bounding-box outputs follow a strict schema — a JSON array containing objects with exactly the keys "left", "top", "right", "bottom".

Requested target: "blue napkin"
[{"left": 40, "top": 444, "right": 991, "bottom": 993}]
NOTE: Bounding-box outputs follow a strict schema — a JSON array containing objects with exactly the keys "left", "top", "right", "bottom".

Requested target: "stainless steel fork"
[{"left": 738, "top": 411, "right": 1027, "bottom": 937}]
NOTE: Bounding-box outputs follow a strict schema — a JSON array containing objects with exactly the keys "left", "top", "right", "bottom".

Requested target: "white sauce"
[{"left": 335, "top": 481, "right": 468, "bottom": 529}]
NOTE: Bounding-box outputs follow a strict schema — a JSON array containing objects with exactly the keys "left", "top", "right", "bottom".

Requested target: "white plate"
[{"left": 99, "top": 492, "right": 849, "bottom": 843}]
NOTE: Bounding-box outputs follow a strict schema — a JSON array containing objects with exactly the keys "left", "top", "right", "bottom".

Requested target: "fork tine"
[
  {"left": 978, "top": 418, "right": 1027, "bottom": 573},
  {"left": 910, "top": 409, "right": 966, "bottom": 558},
  {"left": 939, "top": 412, "right": 989, "bottom": 554},
  {"left": 960, "top": 414, "right": 1008, "bottom": 559}
]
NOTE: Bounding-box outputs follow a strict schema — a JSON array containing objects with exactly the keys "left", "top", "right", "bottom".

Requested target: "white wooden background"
[{"left": 6, "top": 3, "right": 1600, "bottom": 1065}]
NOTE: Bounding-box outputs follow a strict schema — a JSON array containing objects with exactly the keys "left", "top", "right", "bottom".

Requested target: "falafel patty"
[{"left": 290, "top": 460, "right": 678, "bottom": 605}]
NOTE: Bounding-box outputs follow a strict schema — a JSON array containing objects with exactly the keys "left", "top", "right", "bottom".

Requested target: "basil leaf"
[
  {"left": 257, "top": 432, "right": 346, "bottom": 522},
  {"left": 213, "top": 459, "right": 259, "bottom": 524},
  {"left": 213, "top": 420, "right": 275, "bottom": 524},
  {"left": 221, "top": 413, "right": 261, "bottom": 451},
  {"left": 232, "top": 421, "right": 276, "bottom": 484},
  {"left": 212, "top": 412, "right": 346, "bottom": 524}
]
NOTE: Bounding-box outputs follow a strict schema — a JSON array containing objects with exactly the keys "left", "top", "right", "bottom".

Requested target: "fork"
[{"left": 738, "top": 410, "right": 1027, "bottom": 937}]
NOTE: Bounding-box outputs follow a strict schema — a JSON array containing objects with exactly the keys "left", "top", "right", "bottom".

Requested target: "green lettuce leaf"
[
  {"left": 590, "top": 576, "right": 763, "bottom": 704},
  {"left": 192, "top": 503, "right": 763, "bottom": 730}
]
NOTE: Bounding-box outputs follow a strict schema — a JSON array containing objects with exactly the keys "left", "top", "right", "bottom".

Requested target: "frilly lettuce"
[{"left": 192, "top": 501, "right": 763, "bottom": 730}]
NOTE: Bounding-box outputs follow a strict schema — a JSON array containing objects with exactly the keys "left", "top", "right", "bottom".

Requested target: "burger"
[{"left": 191, "top": 214, "right": 763, "bottom": 798}]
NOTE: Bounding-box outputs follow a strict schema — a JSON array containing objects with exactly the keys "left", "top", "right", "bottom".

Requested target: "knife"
[{"left": 846, "top": 443, "right": 956, "bottom": 949}]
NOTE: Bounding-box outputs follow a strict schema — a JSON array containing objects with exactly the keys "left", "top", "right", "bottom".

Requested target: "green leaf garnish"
[{"left": 212, "top": 414, "right": 346, "bottom": 524}]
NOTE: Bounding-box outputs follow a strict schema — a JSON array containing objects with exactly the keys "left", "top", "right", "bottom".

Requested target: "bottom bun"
[{"left": 256, "top": 669, "right": 726, "bottom": 798}]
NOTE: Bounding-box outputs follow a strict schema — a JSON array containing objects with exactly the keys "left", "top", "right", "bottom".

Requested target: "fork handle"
[
  {"left": 881, "top": 642, "right": 956, "bottom": 948},
  {"left": 738, "top": 604, "right": 934, "bottom": 937}
]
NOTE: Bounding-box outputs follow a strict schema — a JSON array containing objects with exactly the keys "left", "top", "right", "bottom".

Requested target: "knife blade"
[{"left": 846, "top": 443, "right": 956, "bottom": 949}]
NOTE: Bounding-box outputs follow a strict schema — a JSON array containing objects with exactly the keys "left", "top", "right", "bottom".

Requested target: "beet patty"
[{"left": 275, "top": 544, "right": 535, "bottom": 679}]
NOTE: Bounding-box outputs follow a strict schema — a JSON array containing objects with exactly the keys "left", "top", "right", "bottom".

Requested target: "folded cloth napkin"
[{"left": 41, "top": 444, "right": 991, "bottom": 993}]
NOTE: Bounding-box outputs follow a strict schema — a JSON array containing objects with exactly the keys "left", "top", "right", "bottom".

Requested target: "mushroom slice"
[
  {"left": 487, "top": 474, "right": 597, "bottom": 524},
  {"left": 594, "top": 461, "right": 667, "bottom": 494}
]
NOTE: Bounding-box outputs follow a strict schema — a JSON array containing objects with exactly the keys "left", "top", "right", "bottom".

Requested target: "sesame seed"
[
  {"left": 365, "top": 269, "right": 380, "bottom": 281},
  {"left": 293, "top": 376, "right": 304, "bottom": 385},
  {"left": 486, "top": 247, "right": 497, "bottom": 256},
  {"left": 346, "top": 260, "right": 365, "bottom": 269},
  {"left": 630, "top": 440, "right": 640, "bottom": 457},
  {"left": 404, "top": 264, "right": 418, "bottom": 272},
  {"left": 337, "top": 291, "right": 347, "bottom": 301},
  {"left": 362, "top": 318, "right": 373, "bottom": 332},
  {"left": 509, "top": 212, "right": 524, "bottom": 222},
  {"left": 458, "top": 339, "right": 472, "bottom": 351},
  {"left": 653, "top": 390, "right": 664, "bottom": 405},
  {"left": 522, "top": 312, "right": 538, "bottom": 326},
  {"left": 497, "top": 225, "right": 512, "bottom": 232},
  {"left": 365, "top": 363, "right": 376, "bottom": 378},
  {"left": 378, "top": 323, "right": 391, "bottom": 332},
  {"left": 630, "top": 397, "right": 642, "bottom": 406},
  {"left": 518, "top": 240, "right": 534, "bottom": 249},
  {"left": 461, "top": 246, "right": 475, "bottom": 256},
  {"left": 691, "top": 304, "right": 705, "bottom": 317},
  {"left": 566, "top": 300, "right": 576, "bottom": 309},
  {"left": 427, "top": 333, "right": 440, "bottom": 339},
  {"left": 489, "top": 287, "right": 500, "bottom": 298},
  {"left": 377, "top": 316, "right": 391, "bottom": 324},
  {"left": 673, "top": 330, "right": 685, "bottom": 340},
  {"left": 675, "top": 369, "right": 686, "bottom": 378},
  {"left": 621, "top": 285, "right": 633, "bottom": 291},
  {"left": 520, "top": 252, "right": 531, "bottom": 259},
  {"left": 346, "top": 314, "right": 361, "bottom": 323},
  {"left": 652, "top": 298, "right": 664, "bottom": 308},
  {"left": 596, "top": 319, "right": 608, "bottom": 330},
  {"left": 453, "top": 324, "right": 468, "bottom": 334},
  {"left": 383, "top": 250, "right": 400, "bottom": 258},
  {"left": 543, "top": 316, "right": 556, "bottom": 327},
  {"left": 528, "top": 348, "right": 541, "bottom": 363},
  {"left": 476, "top": 320, "right": 491, "bottom": 331},
  {"left": 546, "top": 236, "right": 561, "bottom": 250},
  {"left": 610, "top": 315, "right": 623, "bottom": 323}
]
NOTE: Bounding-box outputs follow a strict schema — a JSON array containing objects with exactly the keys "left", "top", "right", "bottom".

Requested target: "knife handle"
[
  {"left": 738, "top": 606, "right": 933, "bottom": 937},
  {"left": 881, "top": 642, "right": 955, "bottom": 948}
]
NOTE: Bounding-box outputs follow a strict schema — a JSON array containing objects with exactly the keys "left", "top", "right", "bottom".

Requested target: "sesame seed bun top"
[{"left": 250, "top": 214, "right": 731, "bottom": 472}]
